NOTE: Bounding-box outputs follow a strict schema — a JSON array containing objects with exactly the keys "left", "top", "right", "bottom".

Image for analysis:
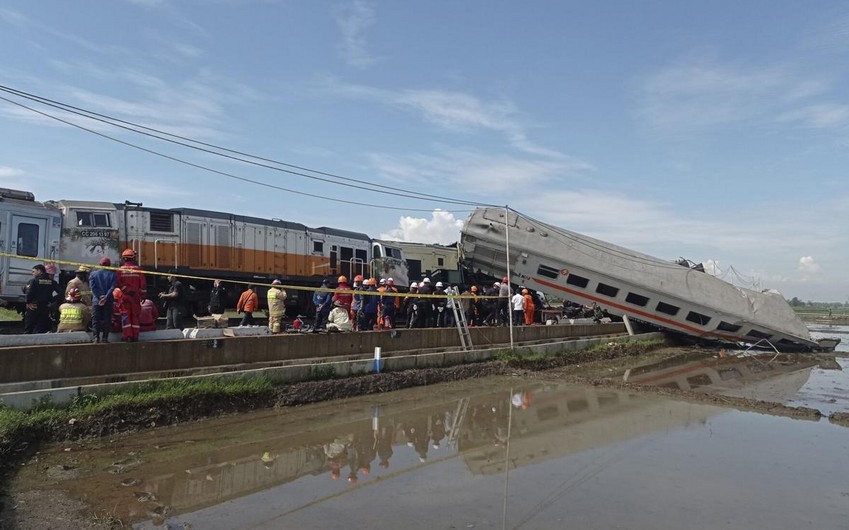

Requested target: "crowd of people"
[{"left": 21, "top": 249, "right": 552, "bottom": 339}]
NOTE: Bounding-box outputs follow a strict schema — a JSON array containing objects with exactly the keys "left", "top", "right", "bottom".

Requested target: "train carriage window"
[
  {"left": 625, "top": 292, "right": 650, "bottom": 306},
  {"left": 746, "top": 329, "right": 773, "bottom": 340},
  {"left": 596, "top": 283, "right": 619, "bottom": 297},
  {"left": 16, "top": 223, "right": 39, "bottom": 257},
  {"left": 685, "top": 311, "right": 712, "bottom": 326},
  {"left": 717, "top": 321, "right": 742, "bottom": 332},
  {"left": 565, "top": 273, "right": 589, "bottom": 288},
  {"left": 537, "top": 264, "right": 559, "bottom": 279},
  {"left": 656, "top": 301, "right": 680, "bottom": 316},
  {"left": 313, "top": 241, "right": 324, "bottom": 253},
  {"left": 149, "top": 211, "right": 173, "bottom": 232},
  {"left": 76, "top": 211, "right": 111, "bottom": 228},
  {"left": 438, "top": 257, "right": 444, "bottom": 266}
]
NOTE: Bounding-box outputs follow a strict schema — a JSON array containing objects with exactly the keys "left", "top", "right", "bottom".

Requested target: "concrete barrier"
[{"left": 0, "top": 332, "right": 662, "bottom": 410}]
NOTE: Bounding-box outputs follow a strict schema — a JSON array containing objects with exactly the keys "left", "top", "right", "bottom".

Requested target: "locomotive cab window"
[
  {"left": 16, "top": 223, "right": 39, "bottom": 257},
  {"left": 76, "top": 211, "right": 111, "bottom": 228}
]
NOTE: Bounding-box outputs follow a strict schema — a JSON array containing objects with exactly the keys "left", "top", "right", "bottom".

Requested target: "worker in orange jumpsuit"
[
  {"left": 522, "top": 288, "right": 536, "bottom": 326},
  {"left": 116, "top": 249, "right": 146, "bottom": 342}
]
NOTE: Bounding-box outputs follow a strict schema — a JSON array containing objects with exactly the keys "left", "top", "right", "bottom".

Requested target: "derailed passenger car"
[{"left": 460, "top": 207, "right": 833, "bottom": 351}]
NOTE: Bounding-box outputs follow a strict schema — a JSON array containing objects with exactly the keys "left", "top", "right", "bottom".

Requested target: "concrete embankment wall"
[
  {"left": 0, "top": 323, "right": 661, "bottom": 411},
  {"left": 0, "top": 323, "right": 625, "bottom": 385}
]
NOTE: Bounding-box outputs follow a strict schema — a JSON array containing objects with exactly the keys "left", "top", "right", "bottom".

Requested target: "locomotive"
[{"left": 0, "top": 188, "right": 409, "bottom": 317}]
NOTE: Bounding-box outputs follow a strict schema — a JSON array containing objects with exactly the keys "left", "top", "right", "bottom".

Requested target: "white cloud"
[
  {"left": 367, "top": 148, "right": 592, "bottom": 193},
  {"left": 335, "top": 0, "right": 378, "bottom": 69},
  {"left": 798, "top": 256, "right": 822, "bottom": 274},
  {"left": 0, "top": 166, "right": 25, "bottom": 178},
  {"left": 380, "top": 210, "right": 463, "bottom": 244},
  {"left": 635, "top": 57, "right": 839, "bottom": 133}
]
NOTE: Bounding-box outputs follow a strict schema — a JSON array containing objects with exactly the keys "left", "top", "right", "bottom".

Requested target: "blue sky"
[{"left": 1, "top": 1, "right": 847, "bottom": 302}]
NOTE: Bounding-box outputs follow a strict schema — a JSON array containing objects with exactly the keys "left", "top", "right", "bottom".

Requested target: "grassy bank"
[{"left": 0, "top": 308, "right": 20, "bottom": 322}]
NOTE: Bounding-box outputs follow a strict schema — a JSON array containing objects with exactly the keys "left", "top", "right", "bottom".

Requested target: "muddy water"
[{"left": 11, "top": 367, "right": 849, "bottom": 530}]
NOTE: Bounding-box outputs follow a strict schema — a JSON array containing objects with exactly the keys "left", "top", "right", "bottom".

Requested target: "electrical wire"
[
  {"left": 0, "top": 94, "right": 473, "bottom": 213},
  {"left": 0, "top": 84, "right": 495, "bottom": 209}
]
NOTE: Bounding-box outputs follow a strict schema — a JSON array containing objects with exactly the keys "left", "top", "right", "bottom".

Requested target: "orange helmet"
[
  {"left": 367, "top": 278, "right": 377, "bottom": 286},
  {"left": 354, "top": 274, "right": 364, "bottom": 283},
  {"left": 522, "top": 288, "right": 529, "bottom": 294},
  {"left": 113, "top": 287, "right": 123, "bottom": 299},
  {"left": 66, "top": 288, "right": 82, "bottom": 302},
  {"left": 337, "top": 275, "right": 348, "bottom": 284},
  {"left": 121, "top": 248, "right": 136, "bottom": 260}
]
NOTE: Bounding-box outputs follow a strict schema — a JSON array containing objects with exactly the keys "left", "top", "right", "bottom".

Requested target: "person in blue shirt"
[
  {"left": 312, "top": 278, "right": 333, "bottom": 331},
  {"left": 88, "top": 257, "right": 117, "bottom": 343}
]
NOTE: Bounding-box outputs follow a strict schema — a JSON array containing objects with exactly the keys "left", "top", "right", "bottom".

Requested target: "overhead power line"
[{"left": 0, "top": 84, "right": 497, "bottom": 210}]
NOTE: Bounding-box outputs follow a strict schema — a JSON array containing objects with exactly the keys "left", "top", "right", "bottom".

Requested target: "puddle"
[{"left": 9, "top": 374, "right": 849, "bottom": 529}]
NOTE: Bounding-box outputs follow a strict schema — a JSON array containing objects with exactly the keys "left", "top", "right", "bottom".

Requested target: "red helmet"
[
  {"left": 337, "top": 275, "right": 348, "bottom": 284},
  {"left": 66, "top": 288, "right": 82, "bottom": 302},
  {"left": 121, "top": 248, "right": 136, "bottom": 260},
  {"left": 354, "top": 274, "right": 364, "bottom": 283}
]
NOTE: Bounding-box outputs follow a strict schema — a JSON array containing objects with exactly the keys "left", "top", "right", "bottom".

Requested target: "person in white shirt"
[{"left": 511, "top": 291, "right": 525, "bottom": 326}]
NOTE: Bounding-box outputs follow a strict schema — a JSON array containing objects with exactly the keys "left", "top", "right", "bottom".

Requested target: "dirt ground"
[{"left": 0, "top": 344, "right": 844, "bottom": 529}]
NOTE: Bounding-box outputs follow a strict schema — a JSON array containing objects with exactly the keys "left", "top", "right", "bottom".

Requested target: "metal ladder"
[{"left": 451, "top": 292, "right": 473, "bottom": 351}]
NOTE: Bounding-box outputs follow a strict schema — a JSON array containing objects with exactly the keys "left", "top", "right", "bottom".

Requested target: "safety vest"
[{"left": 267, "top": 287, "right": 287, "bottom": 317}]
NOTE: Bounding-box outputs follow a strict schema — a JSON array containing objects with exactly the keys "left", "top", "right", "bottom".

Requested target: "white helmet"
[
  {"left": 435, "top": 281, "right": 443, "bottom": 287},
  {"left": 422, "top": 277, "right": 431, "bottom": 283},
  {"left": 494, "top": 282, "right": 501, "bottom": 287},
  {"left": 410, "top": 282, "right": 419, "bottom": 289}
]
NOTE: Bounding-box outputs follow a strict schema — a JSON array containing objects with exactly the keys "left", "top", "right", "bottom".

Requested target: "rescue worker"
[
  {"left": 483, "top": 282, "right": 501, "bottom": 326},
  {"left": 57, "top": 287, "right": 90, "bottom": 332},
  {"left": 522, "top": 288, "right": 536, "bottom": 326},
  {"left": 23, "top": 264, "right": 59, "bottom": 334},
  {"left": 158, "top": 270, "right": 185, "bottom": 330},
  {"left": 404, "top": 282, "right": 420, "bottom": 328},
  {"left": 350, "top": 274, "right": 365, "bottom": 330},
  {"left": 417, "top": 278, "right": 434, "bottom": 327},
  {"left": 267, "top": 280, "right": 287, "bottom": 334},
  {"left": 139, "top": 297, "right": 159, "bottom": 332},
  {"left": 111, "top": 287, "right": 125, "bottom": 335},
  {"left": 359, "top": 278, "right": 379, "bottom": 331},
  {"left": 332, "top": 275, "right": 353, "bottom": 315},
  {"left": 89, "top": 257, "right": 116, "bottom": 343},
  {"left": 466, "top": 285, "right": 480, "bottom": 326},
  {"left": 116, "top": 249, "right": 146, "bottom": 342},
  {"left": 433, "top": 281, "right": 448, "bottom": 328},
  {"left": 236, "top": 284, "right": 259, "bottom": 326},
  {"left": 312, "top": 278, "right": 333, "bottom": 332},
  {"left": 326, "top": 299, "right": 353, "bottom": 332},
  {"left": 65, "top": 265, "right": 92, "bottom": 306},
  {"left": 381, "top": 278, "right": 400, "bottom": 329}
]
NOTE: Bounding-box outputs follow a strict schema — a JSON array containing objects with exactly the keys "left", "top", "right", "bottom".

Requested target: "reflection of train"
[{"left": 0, "top": 188, "right": 408, "bottom": 314}]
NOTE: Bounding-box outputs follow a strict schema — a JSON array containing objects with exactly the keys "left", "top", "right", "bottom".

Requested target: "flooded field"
[{"left": 7, "top": 338, "right": 849, "bottom": 529}]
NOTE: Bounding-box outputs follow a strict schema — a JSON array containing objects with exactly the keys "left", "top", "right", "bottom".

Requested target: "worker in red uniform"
[
  {"left": 332, "top": 275, "right": 353, "bottom": 317},
  {"left": 116, "top": 248, "right": 146, "bottom": 342}
]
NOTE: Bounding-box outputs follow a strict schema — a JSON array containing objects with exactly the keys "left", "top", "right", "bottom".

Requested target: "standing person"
[
  {"left": 65, "top": 266, "right": 92, "bottom": 306},
  {"left": 359, "top": 278, "right": 379, "bottom": 331},
  {"left": 332, "top": 275, "right": 353, "bottom": 315},
  {"left": 405, "top": 282, "right": 420, "bottom": 328},
  {"left": 522, "top": 288, "right": 536, "bottom": 326},
  {"left": 236, "top": 284, "right": 258, "bottom": 326},
  {"left": 466, "top": 285, "right": 480, "bottom": 326},
  {"left": 208, "top": 279, "right": 228, "bottom": 327},
  {"left": 158, "top": 270, "right": 185, "bottom": 330},
  {"left": 116, "top": 249, "right": 146, "bottom": 342},
  {"left": 23, "top": 264, "right": 59, "bottom": 334},
  {"left": 433, "top": 281, "right": 448, "bottom": 328},
  {"left": 312, "top": 278, "right": 333, "bottom": 332},
  {"left": 89, "top": 257, "right": 116, "bottom": 343},
  {"left": 511, "top": 289, "right": 525, "bottom": 326},
  {"left": 267, "top": 280, "right": 287, "bottom": 334},
  {"left": 498, "top": 277, "right": 511, "bottom": 326},
  {"left": 350, "top": 275, "right": 364, "bottom": 330},
  {"left": 417, "top": 278, "right": 434, "bottom": 327},
  {"left": 56, "top": 288, "right": 90, "bottom": 332},
  {"left": 444, "top": 284, "right": 458, "bottom": 328},
  {"left": 379, "top": 279, "right": 398, "bottom": 329}
]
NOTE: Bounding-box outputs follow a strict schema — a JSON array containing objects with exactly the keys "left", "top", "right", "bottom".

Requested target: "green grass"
[{"left": 0, "top": 376, "right": 274, "bottom": 464}]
